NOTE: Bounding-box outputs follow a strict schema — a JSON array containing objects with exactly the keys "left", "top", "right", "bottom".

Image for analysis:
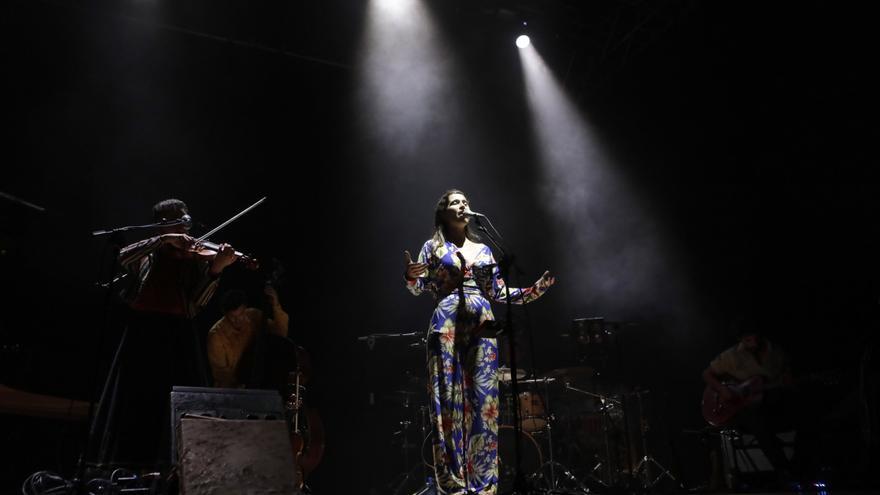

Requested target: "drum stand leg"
[
  {"left": 409, "top": 477, "right": 436, "bottom": 495},
  {"left": 390, "top": 462, "right": 434, "bottom": 495},
  {"left": 537, "top": 461, "right": 592, "bottom": 494},
  {"left": 537, "top": 422, "right": 592, "bottom": 494},
  {"left": 632, "top": 455, "right": 679, "bottom": 490},
  {"left": 629, "top": 392, "right": 684, "bottom": 491},
  {"left": 392, "top": 405, "right": 437, "bottom": 495}
]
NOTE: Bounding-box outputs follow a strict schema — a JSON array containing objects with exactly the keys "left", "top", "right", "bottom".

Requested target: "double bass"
[
  {"left": 284, "top": 347, "right": 326, "bottom": 489},
  {"left": 246, "top": 261, "right": 325, "bottom": 489}
]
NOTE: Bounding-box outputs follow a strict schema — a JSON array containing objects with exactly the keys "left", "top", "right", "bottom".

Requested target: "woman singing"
[{"left": 404, "top": 189, "right": 555, "bottom": 494}]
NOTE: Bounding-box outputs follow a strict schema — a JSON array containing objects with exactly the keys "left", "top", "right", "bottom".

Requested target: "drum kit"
[{"left": 381, "top": 317, "right": 680, "bottom": 494}]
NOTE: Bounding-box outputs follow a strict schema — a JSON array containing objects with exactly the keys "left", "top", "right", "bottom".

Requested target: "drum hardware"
[
  {"left": 499, "top": 366, "right": 527, "bottom": 383},
  {"left": 562, "top": 382, "right": 627, "bottom": 488},
  {"left": 519, "top": 390, "right": 548, "bottom": 433},
  {"left": 389, "top": 402, "right": 432, "bottom": 495},
  {"left": 544, "top": 383, "right": 597, "bottom": 494},
  {"left": 566, "top": 317, "right": 634, "bottom": 381},
  {"left": 508, "top": 375, "right": 593, "bottom": 493},
  {"left": 560, "top": 384, "right": 682, "bottom": 492},
  {"left": 562, "top": 383, "right": 622, "bottom": 409},
  {"left": 519, "top": 376, "right": 557, "bottom": 384},
  {"left": 632, "top": 454, "right": 679, "bottom": 490},
  {"left": 533, "top": 461, "right": 592, "bottom": 494},
  {"left": 541, "top": 367, "right": 595, "bottom": 384},
  {"left": 628, "top": 391, "right": 682, "bottom": 491}
]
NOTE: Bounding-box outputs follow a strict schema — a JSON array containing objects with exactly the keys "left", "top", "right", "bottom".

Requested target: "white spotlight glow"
[{"left": 516, "top": 35, "right": 530, "bottom": 49}]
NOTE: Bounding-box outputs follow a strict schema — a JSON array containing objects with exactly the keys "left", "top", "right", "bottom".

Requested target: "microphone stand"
[
  {"left": 92, "top": 217, "right": 193, "bottom": 288},
  {"left": 472, "top": 214, "right": 532, "bottom": 495}
]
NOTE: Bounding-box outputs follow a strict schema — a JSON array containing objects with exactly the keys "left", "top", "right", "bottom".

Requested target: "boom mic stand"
[{"left": 471, "top": 214, "right": 534, "bottom": 494}]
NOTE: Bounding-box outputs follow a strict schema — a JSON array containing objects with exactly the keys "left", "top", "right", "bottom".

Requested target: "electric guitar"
[{"left": 702, "top": 371, "right": 840, "bottom": 427}]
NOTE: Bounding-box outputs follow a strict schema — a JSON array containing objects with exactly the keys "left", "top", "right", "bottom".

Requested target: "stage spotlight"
[{"left": 516, "top": 34, "right": 530, "bottom": 49}]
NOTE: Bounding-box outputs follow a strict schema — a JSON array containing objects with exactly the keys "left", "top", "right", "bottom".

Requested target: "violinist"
[
  {"left": 118, "top": 198, "right": 237, "bottom": 316},
  {"left": 207, "top": 286, "right": 290, "bottom": 388},
  {"left": 108, "top": 198, "right": 238, "bottom": 467}
]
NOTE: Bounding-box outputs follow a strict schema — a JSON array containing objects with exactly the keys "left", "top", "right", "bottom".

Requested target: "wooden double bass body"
[
  {"left": 240, "top": 261, "right": 325, "bottom": 488},
  {"left": 285, "top": 345, "right": 326, "bottom": 489}
]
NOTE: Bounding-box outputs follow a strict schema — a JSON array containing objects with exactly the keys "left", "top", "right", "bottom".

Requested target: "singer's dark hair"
[
  {"left": 152, "top": 198, "right": 188, "bottom": 222},
  {"left": 432, "top": 189, "right": 480, "bottom": 245},
  {"left": 220, "top": 289, "right": 248, "bottom": 313}
]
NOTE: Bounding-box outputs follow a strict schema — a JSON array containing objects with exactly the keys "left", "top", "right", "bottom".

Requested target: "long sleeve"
[
  {"left": 118, "top": 236, "right": 163, "bottom": 270},
  {"left": 187, "top": 261, "right": 221, "bottom": 317},
  {"left": 118, "top": 235, "right": 221, "bottom": 318},
  {"left": 406, "top": 240, "right": 432, "bottom": 296},
  {"left": 488, "top": 252, "right": 551, "bottom": 304}
]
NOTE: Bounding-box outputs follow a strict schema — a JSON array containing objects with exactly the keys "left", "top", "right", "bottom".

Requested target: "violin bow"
[{"left": 196, "top": 196, "right": 267, "bottom": 243}]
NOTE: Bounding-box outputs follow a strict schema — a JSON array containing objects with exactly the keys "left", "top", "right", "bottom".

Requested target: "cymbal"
[
  {"left": 519, "top": 377, "right": 556, "bottom": 384},
  {"left": 540, "top": 366, "right": 594, "bottom": 381},
  {"left": 498, "top": 366, "right": 526, "bottom": 382}
]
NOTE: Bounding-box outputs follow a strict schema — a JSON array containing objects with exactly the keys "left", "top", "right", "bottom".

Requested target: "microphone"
[
  {"left": 159, "top": 214, "right": 193, "bottom": 230},
  {"left": 463, "top": 209, "right": 486, "bottom": 217}
]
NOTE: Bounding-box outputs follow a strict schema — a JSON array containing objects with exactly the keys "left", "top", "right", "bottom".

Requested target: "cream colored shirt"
[{"left": 207, "top": 306, "right": 289, "bottom": 388}]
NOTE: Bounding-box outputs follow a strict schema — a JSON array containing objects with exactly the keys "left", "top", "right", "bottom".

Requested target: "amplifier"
[
  {"left": 178, "top": 418, "right": 299, "bottom": 494},
  {"left": 169, "top": 386, "right": 286, "bottom": 463}
]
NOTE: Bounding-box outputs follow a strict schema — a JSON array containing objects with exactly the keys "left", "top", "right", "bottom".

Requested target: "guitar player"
[{"left": 702, "top": 327, "right": 796, "bottom": 486}]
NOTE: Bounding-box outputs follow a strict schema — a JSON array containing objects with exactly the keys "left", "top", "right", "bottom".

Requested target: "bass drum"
[{"left": 421, "top": 425, "right": 543, "bottom": 492}]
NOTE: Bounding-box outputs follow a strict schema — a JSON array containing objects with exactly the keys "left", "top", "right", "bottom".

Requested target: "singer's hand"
[
  {"left": 404, "top": 250, "right": 428, "bottom": 280},
  {"left": 536, "top": 270, "right": 556, "bottom": 290}
]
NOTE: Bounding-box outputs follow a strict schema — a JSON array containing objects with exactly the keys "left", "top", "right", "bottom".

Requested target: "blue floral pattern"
[{"left": 407, "top": 239, "right": 551, "bottom": 494}]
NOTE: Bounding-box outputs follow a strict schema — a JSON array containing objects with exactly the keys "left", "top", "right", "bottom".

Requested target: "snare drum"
[{"left": 518, "top": 391, "right": 548, "bottom": 432}]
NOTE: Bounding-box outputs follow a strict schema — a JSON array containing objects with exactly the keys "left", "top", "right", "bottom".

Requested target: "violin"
[
  {"left": 195, "top": 240, "right": 260, "bottom": 270},
  {"left": 189, "top": 240, "right": 260, "bottom": 270},
  {"left": 168, "top": 196, "right": 267, "bottom": 270}
]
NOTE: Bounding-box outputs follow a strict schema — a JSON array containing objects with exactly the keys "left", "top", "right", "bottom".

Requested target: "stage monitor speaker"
[
  {"left": 178, "top": 417, "right": 299, "bottom": 494},
  {"left": 169, "top": 386, "right": 286, "bottom": 464}
]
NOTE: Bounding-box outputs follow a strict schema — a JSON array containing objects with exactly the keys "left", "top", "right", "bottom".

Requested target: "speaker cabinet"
[
  {"left": 178, "top": 418, "right": 299, "bottom": 494},
  {"left": 170, "top": 386, "right": 286, "bottom": 463}
]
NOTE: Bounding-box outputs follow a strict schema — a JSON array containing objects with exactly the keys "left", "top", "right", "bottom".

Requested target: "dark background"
[{"left": 1, "top": 0, "right": 878, "bottom": 492}]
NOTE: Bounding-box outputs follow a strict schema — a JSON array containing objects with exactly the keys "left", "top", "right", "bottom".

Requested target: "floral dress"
[{"left": 406, "top": 238, "right": 551, "bottom": 494}]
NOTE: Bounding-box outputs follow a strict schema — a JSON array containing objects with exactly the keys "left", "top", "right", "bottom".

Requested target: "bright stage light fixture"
[{"left": 516, "top": 34, "right": 531, "bottom": 48}]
